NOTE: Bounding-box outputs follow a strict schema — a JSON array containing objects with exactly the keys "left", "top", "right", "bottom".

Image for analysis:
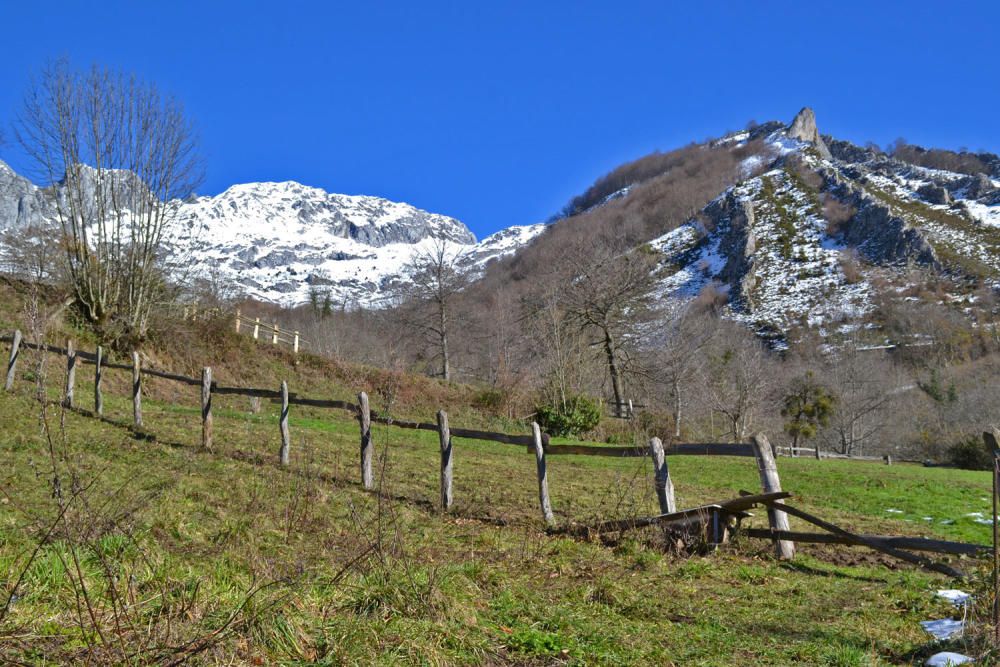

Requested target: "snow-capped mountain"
[{"left": 0, "top": 167, "right": 547, "bottom": 306}]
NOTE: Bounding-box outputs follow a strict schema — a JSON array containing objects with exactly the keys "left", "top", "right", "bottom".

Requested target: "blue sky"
[{"left": 1, "top": 1, "right": 997, "bottom": 239}]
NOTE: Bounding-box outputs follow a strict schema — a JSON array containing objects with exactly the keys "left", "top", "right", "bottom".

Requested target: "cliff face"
[{"left": 648, "top": 108, "right": 1000, "bottom": 340}]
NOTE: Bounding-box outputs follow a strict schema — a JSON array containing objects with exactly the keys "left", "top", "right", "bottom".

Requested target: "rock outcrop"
[
  {"left": 787, "top": 107, "right": 833, "bottom": 160},
  {"left": 917, "top": 183, "right": 952, "bottom": 205}
]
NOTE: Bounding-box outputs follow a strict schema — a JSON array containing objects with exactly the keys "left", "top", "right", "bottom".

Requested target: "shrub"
[
  {"left": 947, "top": 436, "right": 992, "bottom": 470},
  {"left": 535, "top": 395, "right": 602, "bottom": 438}
]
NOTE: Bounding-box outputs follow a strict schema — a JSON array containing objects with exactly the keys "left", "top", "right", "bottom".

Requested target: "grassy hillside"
[{"left": 0, "top": 282, "right": 994, "bottom": 664}]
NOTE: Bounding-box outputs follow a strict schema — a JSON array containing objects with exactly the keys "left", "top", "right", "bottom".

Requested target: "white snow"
[
  {"left": 157, "top": 180, "right": 546, "bottom": 306},
  {"left": 920, "top": 618, "right": 964, "bottom": 641},
  {"left": 925, "top": 652, "right": 973, "bottom": 666},
  {"left": 936, "top": 590, "right": 972, "bottom": 607}
]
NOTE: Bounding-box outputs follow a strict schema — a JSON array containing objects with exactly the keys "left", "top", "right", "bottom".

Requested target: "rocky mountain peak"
[{"left": 787, "top": 107, "right": 833, "bottom": 160}]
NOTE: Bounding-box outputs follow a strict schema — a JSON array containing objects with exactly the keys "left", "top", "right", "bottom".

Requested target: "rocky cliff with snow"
[{"left": 646, "top": 108, "right": 1000, "bottom": 342}]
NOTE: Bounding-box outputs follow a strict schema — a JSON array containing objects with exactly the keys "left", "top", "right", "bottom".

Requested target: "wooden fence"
[
  {"left": 234, "top": 310, "right": 305, "bottom": 352},
  {"left": 2, "top": 329, "right": 989, "bottom": 575}
]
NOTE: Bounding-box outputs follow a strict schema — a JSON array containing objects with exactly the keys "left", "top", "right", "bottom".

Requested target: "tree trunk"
[
  {"left": 603, "top": 329, "right": 624, "bottom": 418},
  {"left": 439, "top": 300, "right": 450, "bottom": 382},
  {"left": 672, "top": 377, "right": 682, "bottom": 438}
]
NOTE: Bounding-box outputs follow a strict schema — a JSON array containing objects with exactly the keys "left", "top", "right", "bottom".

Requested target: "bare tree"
[
  {"left": 15, "top": 60, "right": 201, "bottom": 346},
  {"left": 649, "top": 307, "right": 715, "bottom": 438},
  {"left": 702, "top": 326, "right": 772, "bottom": 442},
  {"left": 821, "top": 343, "right": 899, "bottom": 456},
  {"left": 397, "top": 239, "right": 469, "bottom": 381},
  {"left": 560, "top": 242, "right": 658, "bottom": 417}
]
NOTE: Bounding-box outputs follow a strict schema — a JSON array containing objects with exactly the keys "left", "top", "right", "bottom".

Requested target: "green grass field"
[{"left": 0, "top": 342, "right": 994, "bottom": 665}]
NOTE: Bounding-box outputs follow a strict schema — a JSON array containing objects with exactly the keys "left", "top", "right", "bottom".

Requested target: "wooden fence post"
[
  {"left": 438, "top": 410, "right": 453, "bottom": 511},
  {"left": 751, "top": 433, "right": 794, "bottom": 559},
  {"left": 132, "top": 351, "right": 143, "bottom": 427},
  {"left": 272, "top": 324, "right": 279, "bottom": 345},
  {"left": 279, "top": 381, "right": 290, "bottom": 465},
  {"left": 358, "top": 391, "right": 373, "bottom": 489},
  {"left": 814, "top": 445, "right": 821, "bottom": 460},
  {"left": 532, "top": 422, "right": 555, "bottom": 526},
  {"left": 63, "top": 339, "right": 76, "bottom": 408},
  {"left": 5, "top": 330, "right": 21, "bottom": 392},
  {"left": 94, "top": 345, "right": 103, "bottom": 416},
  {"left": 235, "top": 309, "right": 241, "bottom": 333},
  {"left": 648, "top": 437, "right": 676, "bottom": 514},
  {"left": 985, "top": 429, "right": 1000, "bottom": 644},
  {"left": 253, "top": 317, "right": 260, "bottom": 340},
  {"left": 201, "top": 367, "right": 213, "bottom": 451},
  {"left": 293, "top": 331, "right": 300, "bottom": 354}
]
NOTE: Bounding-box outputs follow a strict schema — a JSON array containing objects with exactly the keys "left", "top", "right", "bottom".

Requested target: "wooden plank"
[
  {"left": 450, "top": 426, "right": 536, "bottom": 447},
  {"left": 560, "top": 502, "right": 756, "bottom": 536},
  {"left": 545, "top": 442, "right": 755, "bottom": 457},
  {"left": 532, "top": 422, "right": 554, "bottom": 526},
  {"left": 751, "top": 433, "right": 795, "bottom": 560},
  {"left": 201, "top": 367, "right": 213, "bottom": 451},
  {"left": 141, "top": 367, "right": 202, "bottom": 385},
  {"left": 438, "top": 410, "right": 453, "bottom": 511},
  {"left": 287, "top": 396, "right": 357, "bottom": 411},
  {"left": 752, "top": 494, "right": 964, "bottom": 578},
  {"left": 5, "top": 330, "right": 20, "bottom": 392},
  {"left": 63, "top": 339, "right": 76, "bottom": 408},
  {"left": 370, "top": 413, "right": 438, "bottom": 432},
  {"left": 358, "top": 392, "right": 373, "bottom": 490},
  {"left": 649, "top": 437, "right": 676, "bottom": 514},
  {"left": 94, "top": 346, "right": 103, "bottom": 416},
  {"left": 212, "top": 385, "right": 284, "bottom": 398},
  {"left": 742, "top": 529, "right": 989, "bottom": 557},
  {"left": 132, "top": 351, "right": 142, "bottom": 427},
  {"left": 100, "top": 360, "right": 134, "bottom": 371},
  {"left": 367, "top": 415, "right": 542, "bottom": 448},
  {"left": 279, "top": 381, "right": 290, "bottom": 466}
]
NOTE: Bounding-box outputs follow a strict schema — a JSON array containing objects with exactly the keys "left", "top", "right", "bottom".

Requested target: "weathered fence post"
[
  {"left": 438, "top": 410, "right": 453, "bottom": 511},
  {"left": 201, "top": 367, "right": 213, "bottom": 451},
  {"left": 63, "top": 339, "right": 76, "bottom": 408},
  {"left": 5, "top": 330, "right": 21, "bottom": 392},
  {"left": 131, "top": 351, "right": 143, "bottom": 427},
  {"left": 984, "top": 429, "right": 1000, "bottom": 644},
  {"left": 253, "top": 317, "right": 260, "bottom": 340},
  {"left": 272, "top": 323, "right": 279, "bottom": 345},
  {"left": 358, "top": 391, "right": 373, "bottom": 489},
  {"left": 94, "top": 345, "right": 103, "bottom": 416},
  {"left": 293, "top": 331, "right": 300, "bottom": 354},
  {"left": 751, "top": 433, "right": 794, "bottom": 559},
  {"left": 235, "top": 309, "right": 241, "bottom": 333},
  {"left": 532, "top": 422, "right": 555, "bottom": 526},
  {"left": 648, "top": 437, "right": 676, "bottom": 514},
  {"left": 279, "top": 381, "right": 290, "bottom": 465},
  {"left": 814, "top": 445, "right": 821, "bottom": 460}
]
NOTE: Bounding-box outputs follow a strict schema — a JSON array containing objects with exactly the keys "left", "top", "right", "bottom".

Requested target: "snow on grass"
[
  {"left": 924, "top": 652, "right": 973, "bottom": 666},
  {"left": 919, "top": 618, "right": 964, "bottom": 641}
]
